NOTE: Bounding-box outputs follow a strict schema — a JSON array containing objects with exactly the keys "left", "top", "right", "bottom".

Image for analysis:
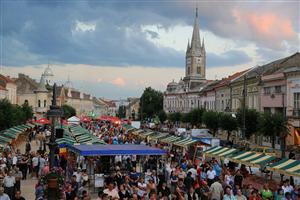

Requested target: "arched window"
[
  {"left": 44, "top": 100, "right": 47, "bottom": 107},
  {"left": 38, "top": 100, "right": 41, "bottom": 107},
  {"left": 24, "top": 100, "right": 28, "bottom": 105}
]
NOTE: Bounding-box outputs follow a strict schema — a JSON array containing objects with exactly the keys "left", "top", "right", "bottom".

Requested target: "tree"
[
  {"left": 202, "top": 111, "right": 220, "bottom": 136},
  {"left": 157, "top": 110, "right": 167, "bottom": 123},
  {"left": 139, "top": 87, "right": 163, "bottom": 119},
  {"left": 219, "top": 113, "right": 238, "bottom": 140},
  {"left": 61, "top": 104, "right": 76, "bottom": 119},
  {"left": 258, "top": 112, "right": 289, "bottom": 157},
  {"left": 236, "top": 108, "right": 259, "bottom": 139},
  {"left": 117, "top": 105, "right": 126, "bottom": 118},
  {"left": 189, "top": 108, "right": 205, "bottom": 127},
  {"left": 0, "top": 99, "right": 33, "bottom": 130},
  {"left": 21, "top": 102, "right": 33, "bottom": 121},
  {"left": 168, "top": 112, "right": 182, "bottom": 123},
  {"left": 0, "top": 99, "right": 15, "bottom": 130}
]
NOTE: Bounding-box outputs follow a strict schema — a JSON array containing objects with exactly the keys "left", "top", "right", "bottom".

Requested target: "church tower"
[{"left": 184, "top": 8, "right": 206, "bottom": 88}]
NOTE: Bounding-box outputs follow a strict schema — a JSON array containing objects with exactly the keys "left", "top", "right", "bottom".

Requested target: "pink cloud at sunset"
[
  {"left": 111, "top": 77, "right": 126, "bottom": 87},
  {"left": 232, "top": 9, "right": 297, "bottom": 46}
]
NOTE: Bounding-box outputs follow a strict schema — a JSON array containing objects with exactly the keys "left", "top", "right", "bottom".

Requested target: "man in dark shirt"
[
  {"left": 184, "top": 172, "right": 194, "bottom": 191},
  {"left": 70, "top": 175, "right": 79, "bottom": 198},
  {"left": 13, "top": 190, "right": 25, "bottom": 200}
]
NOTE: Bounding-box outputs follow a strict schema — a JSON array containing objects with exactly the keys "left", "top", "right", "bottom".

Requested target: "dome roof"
[
  {"left": 167, "top": 80, "right": 178, "bottom": 87},
  {"left": 43, "top": 65, "right": 54, "bottom": 77},
  {"left": 178, "top": 79, "right": 184, "bottom": 85}
]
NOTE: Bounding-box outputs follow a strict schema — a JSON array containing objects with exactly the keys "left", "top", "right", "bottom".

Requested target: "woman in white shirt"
[{"left": 137, "top": 177, "right": 147, "bottom": 198}]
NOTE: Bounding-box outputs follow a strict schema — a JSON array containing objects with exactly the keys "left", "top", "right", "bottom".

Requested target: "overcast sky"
[{"left": 1, "top": 0, "right": 299, "bottom": 99}]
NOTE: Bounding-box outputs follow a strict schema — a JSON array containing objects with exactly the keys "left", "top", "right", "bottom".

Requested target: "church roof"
[
  {"left": 43, "top": 65, "right": 54, "bottom": 77},
  {"left": 190, "top": 8, "right": 201, "bottom": 51},
  {"left": 34, "top": 74, "right": 48, "bottom": 92}
]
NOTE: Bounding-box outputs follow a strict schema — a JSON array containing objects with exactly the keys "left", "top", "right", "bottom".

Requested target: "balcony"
[{"left": 293, "top": 109, "right": 300, "bottom": 118}]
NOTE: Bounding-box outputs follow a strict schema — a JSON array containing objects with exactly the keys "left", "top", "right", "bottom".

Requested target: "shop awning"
[
  {"left": 228, "top": 151, "right": 276, "bottom": 168},
  {"left": 160, "top": 135, "right": 180, "bottom": 143},
  {"left": 0, "top": 135, "right": 12, "bottom": 143},
  {"left": 149, "top": 132, "right": 168, "bottom": 140},
  {"left": 132, "top": 130, "right": 144, "bottom": 135},
  {"left": 173, "top": 137, "right": 198, "bottom": 147},
  {"left": 267, "top": 159, "right": 300, "bottom": 177},
  {"left": 140, "top": 131, "right": 155, "bottom": 138},
  {"left": 204, "top": 146, "right": 239, "bottom": 158},
  {"left": 67, "top": 144, "right": 167, "bottom": 156}
]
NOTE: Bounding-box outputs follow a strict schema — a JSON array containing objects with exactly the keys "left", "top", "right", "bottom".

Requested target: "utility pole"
[{"left": 242, "top": 75, "right": 247, "bottom": 140}]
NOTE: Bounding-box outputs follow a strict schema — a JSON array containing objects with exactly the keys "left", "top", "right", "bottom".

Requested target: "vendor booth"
[{"left": 67, "top": 116, "right": 80, "bottom": 125}]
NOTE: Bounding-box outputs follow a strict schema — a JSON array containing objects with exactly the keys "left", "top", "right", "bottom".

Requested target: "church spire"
[
  {"left": 186, "top": 39, "right": 190, "bottom": 52},
  {"left": 191, "top": 7, "right": 201, "bottom": 52}
]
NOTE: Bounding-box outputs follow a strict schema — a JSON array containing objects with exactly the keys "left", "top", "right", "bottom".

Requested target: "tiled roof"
[
  {"left": 0, "top": 85, "right": 7, "bottom": 91},
  {"left": 0, "top": 74, "right": 15, "bottom": 84}
]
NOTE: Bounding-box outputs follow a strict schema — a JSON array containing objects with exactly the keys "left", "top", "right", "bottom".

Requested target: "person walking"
[
  {"left": 14, "top": 167, "right": 22, "bottom": 192},
  {"left": 3, "top": 171, "right": 15, "bottom": 199}
]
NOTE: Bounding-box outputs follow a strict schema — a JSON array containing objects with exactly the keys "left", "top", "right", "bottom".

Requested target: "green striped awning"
[
  {"left": 0, "top": 135, "right": 12, "bottom": 143},
  {"left": 1, "top": 132, "right": 17, "bottom": 139},
  {"left": 160, "top": 135, "right": 180, "bottom": 143},
  {"left": 204, "top": 146, "right": 239, "bottom": 158},
  {"left": 267, "top": 159, "right": 300, "bottom": 177},
  {"left": 132, "top": 129, "right": 144, "bottom": 135},
  {"left": 173, "top": 138, "right": 198, "bottom": 147},
  {"left": 228, "top": 151, "right": 276, "bottom": 167},
  {"left": 149, "top": 132, "right": 168, "bottom": 140},
  {"left": 140, "top": 131, "right": 155, "bottom": 138}
]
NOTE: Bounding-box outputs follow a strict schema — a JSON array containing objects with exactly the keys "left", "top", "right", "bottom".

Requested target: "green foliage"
[
  {"left": 140, "top": 87, "right": 163, "bottom": 119},
  {"left": 61, "top": 104, "right": 76, "bottom": 119},
  {"left": 157, "top": 110, "right": 167, "bottom": 123},
  {"left": 236, "top": 108, "right": 259, "bottom": 139},
  {"left": 21, "top": 102, "right": 33, "bottom": 120},
  {"left": 168, "top": 112, "right": 182, "bottom": 123},
  {"left": 219, "top": 113, "right": 238, "bottom": 140},
  {"left": 258, "top": 112, "right": 288, "bottom": 148},
  {"left": 0, "top": 99, "right": 33, "bottom": 130},
  {"left": 202, "top": 111, "right": 220, "bottom": 136},
  {"left": 117, "top": 105, "right": 126, "bottom": 118},
  {"left": 188, "top": 108, "right": 205, "bottom": 127}
]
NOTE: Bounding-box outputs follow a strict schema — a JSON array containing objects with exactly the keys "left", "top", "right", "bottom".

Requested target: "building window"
[
  {"left": 294, "top": 93, "right": 300, "bottom": 109},
  {"left": 264, "top": 87, "right": 271, "bottom": 94},
  {"left": 38, "top": 100, "right": 41, "bottom": 107},
  {"left": 197, "top": 67, "right": 201, "bottom": 74},
  {"left": 44, "top": 100, "right": 47, "bottom": 107},
  {"left": 24, "top": 100, "right": 28, "bottom": 105},
  {"left": 275, "top": 86, "right": 282, "bottom": 93},
  {"left": 187, "top": 67, "right": 190, "bottom": 75}
]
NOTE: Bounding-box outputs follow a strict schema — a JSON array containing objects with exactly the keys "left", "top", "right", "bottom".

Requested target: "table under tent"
[
  {"left": 204, "top": 146, "right": 300, "bottom": 187},
  {"left": 64, "top": 144, "right": 167, "bottom": 191}
]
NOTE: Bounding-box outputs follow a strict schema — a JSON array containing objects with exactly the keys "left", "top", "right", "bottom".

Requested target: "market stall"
[
  {"left": 228, "top": 151, "right": 276, "bottom": 168},
  {"left": 266, "top": 158, "right": 300, "bottom": 178},
  {"left": 203, "top": 146, "right": 239, "bottom": 159}
]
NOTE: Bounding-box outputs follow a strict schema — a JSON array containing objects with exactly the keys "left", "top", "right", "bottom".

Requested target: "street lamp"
[{"left": 46, "top": 83, "right": 62, "bottom": 169}]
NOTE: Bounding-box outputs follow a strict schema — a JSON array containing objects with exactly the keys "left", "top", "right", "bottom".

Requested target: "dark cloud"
[
  {"left": 1, "top": 0, "right": 298, "bottom": 68},
  {"left": 207, "top": 50, "right": 252, "bottom": 68}
]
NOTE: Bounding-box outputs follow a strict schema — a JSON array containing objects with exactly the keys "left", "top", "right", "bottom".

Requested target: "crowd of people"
[{"left": 0, "top": 120, "right": 299, "bottom": 200}]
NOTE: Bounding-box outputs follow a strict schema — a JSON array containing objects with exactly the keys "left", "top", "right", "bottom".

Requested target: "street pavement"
[{"left": 18, "top": 140, "right": 38, "bottom": 200}]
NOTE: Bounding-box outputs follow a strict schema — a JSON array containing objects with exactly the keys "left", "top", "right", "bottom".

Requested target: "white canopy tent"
[{"left": 67, "top": 116, "right": 80, "bottom": 125}]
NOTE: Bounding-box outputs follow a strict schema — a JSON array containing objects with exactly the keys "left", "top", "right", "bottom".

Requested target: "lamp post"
[{"left": 46, "top": 83, "right": 62, "bottom": 169}]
